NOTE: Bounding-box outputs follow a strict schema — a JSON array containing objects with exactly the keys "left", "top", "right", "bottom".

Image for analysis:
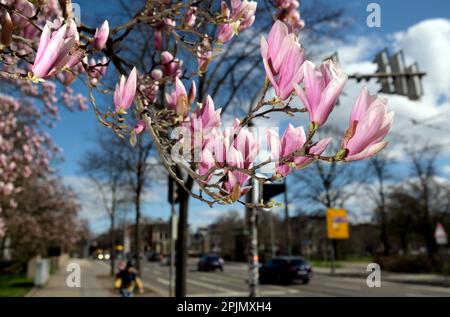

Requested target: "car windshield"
[
  {"left": 290, "top": 259, "right": 307, "bottom": 266},
  {"left": 207, "top": 256, "right": 220, "bottom": 261}
]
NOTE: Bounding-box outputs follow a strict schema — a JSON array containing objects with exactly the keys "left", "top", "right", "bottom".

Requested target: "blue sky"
[{"left": 49, "top": 1, "right": 450, "bottom": 233}]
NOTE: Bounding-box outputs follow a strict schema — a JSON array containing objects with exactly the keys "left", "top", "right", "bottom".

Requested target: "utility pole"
[
  {"left": 246, "top": 178, "right": 259, "bottom": 297},
  {"left": 168, "top": 177, "right": 178, "bottom": 297},
  {"left": 175, "top": 174, "right": 193, "bottom": 297}
]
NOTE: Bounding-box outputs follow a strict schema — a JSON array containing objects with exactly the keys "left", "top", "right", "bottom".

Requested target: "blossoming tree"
[{"left": 0, "top": 0, "right": 393, "bottom": 296}]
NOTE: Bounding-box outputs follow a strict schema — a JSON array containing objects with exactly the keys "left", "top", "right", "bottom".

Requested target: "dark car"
[
  {"left": 197, "top": 255, "right": 224, "bottom": 272},
  {"left": 259, "top": 256, "right": 312, "bottom": 284},
  {"left": 147, "top": 251, "right": 161, "bottom": 262}
]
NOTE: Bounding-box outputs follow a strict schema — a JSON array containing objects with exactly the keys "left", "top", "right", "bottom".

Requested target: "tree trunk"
[
  {"left": 134, "top": 191, "right": 141, "bottom": 271},
  {"left": 110, "top": 214, "right": 116, "bottom": 276}
]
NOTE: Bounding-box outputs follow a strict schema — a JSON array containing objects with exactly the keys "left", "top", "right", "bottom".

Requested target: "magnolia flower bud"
[{"left": 94, "top": 20, "right": 109, "bottom": 50}]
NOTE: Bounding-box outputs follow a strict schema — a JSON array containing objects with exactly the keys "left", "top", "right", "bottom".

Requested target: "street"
[{"left": 140, "top": 259, "right": 450, "bottom": 297}]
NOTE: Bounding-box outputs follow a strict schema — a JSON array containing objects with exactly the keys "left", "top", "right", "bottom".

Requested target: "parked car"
[
  {"left": 197, "top": 255, "right": 224, "bottom": 271},
  {"left": 259, "top": 256, "right": 312, "bottom": 284},
  {"left": 147, "top": 251, "right": 161, "bottom": 262}
]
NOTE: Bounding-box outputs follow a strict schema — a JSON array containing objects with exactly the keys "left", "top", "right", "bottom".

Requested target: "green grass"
[{"left": 0, "top": 275, "right": 34, "bottom": 297}]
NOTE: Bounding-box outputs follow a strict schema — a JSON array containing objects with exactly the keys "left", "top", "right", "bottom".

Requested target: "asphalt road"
[{"left": 140, "top": 259, "right": 450, "bottom": 297}]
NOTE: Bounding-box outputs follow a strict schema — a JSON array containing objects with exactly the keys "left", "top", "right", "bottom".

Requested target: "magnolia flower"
[
  {"left": 165, "top": 77, "right": 196, "bottom": 117},
  {"left": 216, "top": 0, "right": 256, "bottom": 44},
  {"left": 231, "top": 0, "right": 257, "bottom": 31},
  {"left": 293, "top": 138, "right": 332, "bottom": 168},
  {"left": 295, "top": 60, "right": 347, "bottom": 127},
  {"left": 191, "top": 95, "right": 221, "bottom": 135},
  {"left": 232, "top": 120, "right": 259, "bottom": 169},
  {"left": 154, "top": 30, "right": 163, "bottom": 50},
  {"left": 197, "top": 37, "right": 212, "bottom": 73},
  {"left": 133, "top": 120, "right": 146, "bottom": 135},
  {"left": 161, "top": 51, "right": 182, "bottom": 78},
  {"left": 31, "top": 23, "right": 80, "bottom": 79},
  {"left": 94, "top": 20, "right": 109, "bottom": 50},
  {"left": 276, "top": 0, "right": 305, "bottom": 32},
  {"left": 223, "top": 146, "right": 251, "bottom": 202},
  {"left": 184, "top": 7, "right": 197, "bottom": 27},
  {"left": 88, "top": 57, "right": 108, "bottom": 80},
  {"left": 217, "top": 23, "right": 236, "bottom": 44},
  {"left": 198, "top": 148, "right": 215, "bottom": 182},
  {"left": 340, "top": 87, "right": 394, "bottom": 161},
  {"left": 261, "top": 20, "right": 305, "bottom": 100},
  {"left": 114, "top": 67, "right": 137, "bottom": 113},
  {"left": 267, "top": 124, "right": 306, "bottom": 177}
]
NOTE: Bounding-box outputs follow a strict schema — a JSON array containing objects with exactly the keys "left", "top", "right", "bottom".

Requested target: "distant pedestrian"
[{"left": 114, "top": 261, "right": 144, "bottom": 297}]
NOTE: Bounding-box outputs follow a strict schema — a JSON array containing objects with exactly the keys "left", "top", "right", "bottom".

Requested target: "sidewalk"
[
  {"left": 27, "top": 259, "right": 114, "bottom": 297},
  {"left": 314, "top": 262, "right": 450, "bottom": 287}
]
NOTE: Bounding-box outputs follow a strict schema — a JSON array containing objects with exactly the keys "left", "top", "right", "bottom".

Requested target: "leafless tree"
[
  {"left": 366, "top": 152, "right": 394, "bottom": 255},
  {"left": 80, "top": 130, "right": 129, "bottom": 276}
]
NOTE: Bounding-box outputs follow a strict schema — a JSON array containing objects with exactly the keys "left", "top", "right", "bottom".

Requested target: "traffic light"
[
  {"left": 389, "top": 50, "right": 409, "bottom": 96},
  {"left": 373, "top": 48, "right": 394, "bottom": 94},
  {"left": 406, "top": 62, "right": 424, "bottom": 100},
  {"left": 261, "top": 182, "right": 286, "bottom": 203}
]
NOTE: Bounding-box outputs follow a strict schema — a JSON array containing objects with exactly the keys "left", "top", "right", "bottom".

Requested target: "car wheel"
[{"left": 301, "top": 279, "right": 310, "bottom": 285}]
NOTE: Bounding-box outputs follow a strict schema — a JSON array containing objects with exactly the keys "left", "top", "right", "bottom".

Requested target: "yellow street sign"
[
  {"left": 116, "top": 245, "right": 124, "bottom": 251},
  {"left": 326, "top": 208, "right": 349, "bottom": 239}
]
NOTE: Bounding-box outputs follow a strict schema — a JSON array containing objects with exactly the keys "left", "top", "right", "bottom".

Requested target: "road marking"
[
  {"left": 187, "top": 278, "right": 237, "bottom": 294},
  {"left": 324, "top": 282, "right": 362, "bottom": 292},
  {"left": 157, "top": 278, "right": 170, "bottom": 286},
  {"left": 189, "top": 290, "right": 292, "bottom": 297}
]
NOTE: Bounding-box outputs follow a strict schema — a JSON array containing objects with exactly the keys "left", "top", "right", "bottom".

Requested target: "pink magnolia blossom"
[
  {"left": 88, "top": 57, "right": 108, "bottom": 80},
  {"left": 222, "top": 146, "right": 252, "bottom": 201},
  {"left": 190, "top": 95, "right": 222, "bottom": 138},
  {"left": 276, "top": 0, "right": 305, "bottom": 32},
  {"left": 340, "top": 87, "right": 394, "bottom": 161},
  {"left": 165, "top": 77, "right": 196, "bottom": 117},
  {"left": 154, "top": 30, "right": 163, "bottom": 50},
  {"left": 184, "top": 7, "right": 197, "bottom": 27},
  {"left": 293, "top": 138, "right": 332, "bottom": 168},
  {"left": 198, "top": 148, "right": 215, "bottom": 182},
  {"left": 31, "top": 22, "right": 80, "bottom": 79},
  {"left": 161, "top": 51, "right": 182, "bottom": 78},
  {"left": 231, "top": 0, "right": 257, "bottom": 31},
  {"left": 142, "top": 69, "right": 163, "bottom": 103},
  {"left": 267, "top": 124, "right": 306, "bottom": 177},
  {"left": 114, "top": 67, "right": 137, "bottom": 113},
  {"left": 216, "top": 0, "right": 257, "bottom": 44},
  {"left": 261, "top": 20, "right": 305, "bottom": 100},
  {"left": 217, "top": 23, "right": 236, "bottom": 44},
  {"left": 133, "top": 120, "right": 146, "bottom": 135},
  {"left": 197, "top": 37, "right": 212, "bottom": 73},
  {"left": 231, "top": 119, "right": 259, "bottom": 169},
  {"left": 294, "top": 60, "right": 347, "bottom": 127},
  {"left": 93, "top": 20, "right": 109, "bottom": 50}
]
